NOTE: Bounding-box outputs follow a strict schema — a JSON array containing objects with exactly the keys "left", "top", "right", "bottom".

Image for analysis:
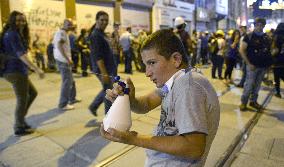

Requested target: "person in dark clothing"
[
  {"left": 111, "top": 22, "right": 121, "bottom": 72},
  {"left": 88, "top": 11, "right": 117, "bottom": 116},
  {"left": 32, "top": 34, "right": 45, "bottom": 71},
  {"left": 224, "top": 29, "right": 241, "bottom": 84},
  {"left": 239, "top": 18, "right": 273, "bottom": 111},
  {"left": 237, "top": 26, "right": 247, "bottom": 88},
  {"left": 271, "top": 23, "right": 284, "bottom": 98},
  {"left": 0, "top": 11, "right": 44, "bottom": 136},
  {"left": 200, "top": 31, "right": 209, "bottom": 65},
  {"left": 46, "top": 38, "right": 56, "bottom": 71},
  {"left": 174, "top": 16, "right": 192, "bottom": 65},
  {"left": 77, "top": 29, "right": 91, "bottom": 77},
  {"left": 69, "top": 28, "right": 79, "bottom": 73}
]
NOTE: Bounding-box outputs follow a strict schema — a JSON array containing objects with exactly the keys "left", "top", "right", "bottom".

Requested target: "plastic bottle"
[{"left": 103, "top": 76, "right": 132, "bottom": 131}]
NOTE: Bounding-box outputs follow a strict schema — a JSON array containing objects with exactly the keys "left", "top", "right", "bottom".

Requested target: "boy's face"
[{"left": 141, "top": 49, "right": 181, "bottom": 88}]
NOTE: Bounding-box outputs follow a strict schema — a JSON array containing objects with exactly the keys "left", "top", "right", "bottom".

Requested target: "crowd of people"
[{"left": 0, "top": 9, "right": 284, "bottom": 167}]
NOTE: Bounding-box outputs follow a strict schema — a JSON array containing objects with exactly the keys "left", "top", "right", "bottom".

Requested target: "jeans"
[
  {"left": 239, "top": 62, "right": 247, "bottom": 86},
  {"left": 57, "top": 61, "right": 76, "bottom": 108},
  {"left": 124, "top": 49, "right": 133, "bottom": 74},
  {"left": 4, "top": 73, "right": 37, "bottom": 129},
  {"left": 241, "top": 66, "right": 267, "bottom": 105},
  {"left": 89, "top": 74, "right": 113, "bottom": 114}
]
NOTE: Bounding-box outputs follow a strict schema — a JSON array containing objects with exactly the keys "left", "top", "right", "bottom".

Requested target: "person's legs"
[
  {"left": 81, "top": 52, "right": 88, "bottom": 76},
  {"left": 4, "top": 73, "right": 34, "bottom": 134},
  {"left": 40, "top": 54, "right": 46, "bottom": 71},
  {"left": 25, "top": 78, "right": 38, "bottom": 116},
  {"left": 124, "top": 50, "right": 132, "bottom": 74},
  {"left": 241, "top": 66, "right": 256, "bottom": 106},
  {"left": 89, "top": 74, "right": 113, "bottom": 115},
  {"left": 211, "top": 54, "right": 217, "bottom": 78},
  {"left": 57, "top": 61, "right": 73, "bottom": 108},
  {"left": 217, "top": 55, "right": 224, "bottom": 79},
  {"left": 238, "top": 62, "right": 247, "bottom": 87},
  {"left": 71, "top": 51, "right": 79, "bottom": 73},
  {"left": 274, "top": 68, "right": 281, "bottom": 96},
  {"left": 250, "top": 68, "right": 266, "bottom": 103},
  {"left": 224, "top": 57, "right": 230, "bottom": 79}
]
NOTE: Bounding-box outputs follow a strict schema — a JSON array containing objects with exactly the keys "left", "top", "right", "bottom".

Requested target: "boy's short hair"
[{"left": 141, "top": 29, "right": 188, "bottom": 65}]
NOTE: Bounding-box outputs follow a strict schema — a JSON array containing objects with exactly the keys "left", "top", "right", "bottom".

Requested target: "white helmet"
[{"left": 174, "top": 16, "right": 185, "bottom": 27}]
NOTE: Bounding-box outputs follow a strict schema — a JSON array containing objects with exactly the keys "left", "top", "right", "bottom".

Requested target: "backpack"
[{"left": 209, "top": 39, "right": 219, "bottom": 55}]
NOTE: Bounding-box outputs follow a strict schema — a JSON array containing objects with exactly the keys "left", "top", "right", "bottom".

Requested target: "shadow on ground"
[
  {"left": 0, "top": 108, "right": 64, "bottom": 152},
  {"left": 57, "top": 119, "right": 110, "bottom": 167}
]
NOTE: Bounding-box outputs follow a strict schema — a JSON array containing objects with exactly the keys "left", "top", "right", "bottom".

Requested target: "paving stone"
[
  {"left": 231, "top": 153, "right": 284, "bottom": 167},
  {"left": 107, "top": 148, "right": 146, "bottom": 167},
  {"left": 0, "top": 136, "right": 64, "bottom": 167},
  {"left": 269, "top": 138, "right": 284, "bottom": 162}
]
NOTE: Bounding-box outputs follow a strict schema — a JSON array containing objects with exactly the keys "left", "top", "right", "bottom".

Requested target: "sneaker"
[
  {"left": 70, "top": 98, "right": 82, "bottom": 104},
  {"left": 249, "top": 102, "right": 262, "bottom": 110},
  {"left": 23, "top": 123, "right": 32, "bottom": 129},
  {"left": 82, "top": 71, "right": 88, "bottom": 77},
  {"left": 61, "top": 104, "right": 75, "bottom": 110},
  {"left": 239, "top": 104, "right": 247, "bottom": 111},
  {"left": 14, "top": 127, "right": 34, "bottom": 136},
  {"left": 88, "top": 106, "right": 97, "bottom": 117},
  {"left": 236, "top": 83, "right": 244, "bottom": 88},
  {"left": 275, "top": 93, "right": 282, "bottom": 98}
]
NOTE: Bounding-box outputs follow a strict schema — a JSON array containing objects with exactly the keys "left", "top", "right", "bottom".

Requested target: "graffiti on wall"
[{"left": 10, "top": 0, "right": 66, "bottom": 45}]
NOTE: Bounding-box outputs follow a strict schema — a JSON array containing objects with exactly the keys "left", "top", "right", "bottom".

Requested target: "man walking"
[
  {"left": 53, "top": 19, "right": 81, "bottom": 110},
  {"left": 88, "top": 11, "right": 117, "bottom": 116}
]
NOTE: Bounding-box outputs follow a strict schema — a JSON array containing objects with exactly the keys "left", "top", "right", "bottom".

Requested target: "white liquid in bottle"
[{"left": 103, "top": 79, "right": 132, "bottom": 131}]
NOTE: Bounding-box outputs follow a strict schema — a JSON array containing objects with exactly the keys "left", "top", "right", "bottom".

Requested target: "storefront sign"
[{"left": 216, "top": 0, "right": 228, "bottom": 15}]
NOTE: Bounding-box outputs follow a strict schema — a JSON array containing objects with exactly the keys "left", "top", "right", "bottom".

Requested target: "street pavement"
[{"left": 0, "top": 65, "right": 283, "bottom": 167}]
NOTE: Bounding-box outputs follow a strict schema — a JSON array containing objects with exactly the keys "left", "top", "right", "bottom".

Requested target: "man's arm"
[
  {"left": 101, "top": 128, "right": 206, "bottom": 160},
  {"left": 96, "top": 59, "right": 110, "bottom": 84},
  {"left": 239, "top": 39, "right": 255, "bottom": 70}
]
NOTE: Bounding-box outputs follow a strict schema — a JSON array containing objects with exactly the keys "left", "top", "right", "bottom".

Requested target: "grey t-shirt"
[{"left": 145, "top": 71, "right": 220, "bottom": 167}]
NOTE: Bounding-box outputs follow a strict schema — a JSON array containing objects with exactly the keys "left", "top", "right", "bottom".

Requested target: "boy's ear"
[{"left": 171, "top": 52, "right": 183, "bottom": 68}]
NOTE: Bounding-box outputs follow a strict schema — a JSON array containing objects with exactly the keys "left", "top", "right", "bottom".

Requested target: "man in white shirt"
[
  {"left": 102, "top": 29, "right": 220, "bottom": 167},
  {"left": 53, "top": 19, "right": 81, "bottom": 110},
  {"left": 120, "top": 27, "right": 134, "bottom": 74}
]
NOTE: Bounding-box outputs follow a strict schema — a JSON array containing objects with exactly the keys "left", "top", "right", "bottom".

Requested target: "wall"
[
  {"left": 152, "top": 4, "right": 194, "bottom": 32},
  {"left": 9, "top": 0, "right": 66, "bottom": 44},
  {"left": 76, "top": 2, "right": 114, "bottom": 34},
  {"left": 121, "top": 5, "right": 150, "bottom": 34}
]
